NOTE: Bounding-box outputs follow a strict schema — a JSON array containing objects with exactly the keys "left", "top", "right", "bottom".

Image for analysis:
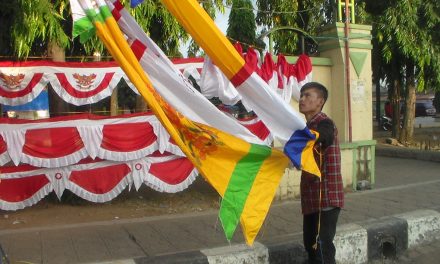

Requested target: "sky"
[
  {"left": 179, "top": 1, "right": 265, "bottom": 57},
  {"left": 179, "top": 7, "right": 230, "bottom": 57}
]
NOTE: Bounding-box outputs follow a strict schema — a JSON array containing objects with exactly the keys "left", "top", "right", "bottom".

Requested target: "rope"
[{"left": 312, "top": 142, "right": 324, "bottom": 255}]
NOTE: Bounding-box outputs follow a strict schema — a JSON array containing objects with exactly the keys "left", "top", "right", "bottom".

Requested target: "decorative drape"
[
  {"left": 0, "top": 61, "right": 136, "bottom": 106},
  {"left": 0, "top": 56, "right": 312, "bottom": 211},
  {"left": 0, "top": 113, "right": 197, "bottom": 211}
]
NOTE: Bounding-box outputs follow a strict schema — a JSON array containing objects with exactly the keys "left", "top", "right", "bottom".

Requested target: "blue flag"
[{"left": 130, "top": 0, "right": 144, "bottom": 8}]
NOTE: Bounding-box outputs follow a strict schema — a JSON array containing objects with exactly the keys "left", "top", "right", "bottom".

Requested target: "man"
[{"left": 299, "top": 82, "right": 344, "bottom": 264}]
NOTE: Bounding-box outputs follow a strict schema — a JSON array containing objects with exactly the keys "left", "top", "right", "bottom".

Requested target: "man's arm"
[{"left": 316, "top": 119, "right": 334, "bottom": 149}]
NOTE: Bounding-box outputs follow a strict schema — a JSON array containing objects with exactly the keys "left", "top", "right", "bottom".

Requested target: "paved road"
[
  {"left": 369, "top": 239, "right": 440, "bottom": 264},
  {"left": 0, "top": 155, "right": 439, "bottom": 263}
]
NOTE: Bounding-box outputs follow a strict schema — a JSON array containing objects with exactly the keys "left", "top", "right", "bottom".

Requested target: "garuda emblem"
[
  {"left": 0, "top": 73, "right": 25, "bottom": 91},
  {"left": 73, "top": 73, "right": 97, "bottom": 90}
]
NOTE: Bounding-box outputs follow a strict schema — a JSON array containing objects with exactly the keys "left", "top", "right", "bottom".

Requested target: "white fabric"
[
  {"left": 1, "top": 130, "right": 26, "bottom": 166},
  {"left": 237, "top": 72, "right": 307, "bottom": 142},
  {"left": 0, "top": 155, "right": 198, "bottom": 211},
  {"left": 199, "top": 56, "right": 241, "bottom": 105},
  {"left": 0, "top": 151, "right": 11, "bottom": 166},
  {"left": 107, "top": 0, "right": 264, "bottom": 145},
  {"left": 0, "top": 67, "right": 49, "bottom": 105},
  {"left": 0, "top": 114, "right": 184, "bottom": 167},
  {"left": 0, "top": 183, "right": 53, "bottom": 211}
]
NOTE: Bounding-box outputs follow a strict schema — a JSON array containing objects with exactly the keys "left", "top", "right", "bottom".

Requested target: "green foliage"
[
  {"left": 226, "top": 0, "right": 257, "bottom": 50},
  {"left": 371, "top": 0, "right": 440, "bottom": 92},
  {"left": 255, "top": 0, "right": 334, "bottom": 54},
  {"left": 0, "top": 0, "right": 70, "bottom": 59},
  {"left": 0, "top": 0, "right": 232, "bottom": 59},
  {"left": 367, "top": 0, "right": 440, "bottom": 140}
]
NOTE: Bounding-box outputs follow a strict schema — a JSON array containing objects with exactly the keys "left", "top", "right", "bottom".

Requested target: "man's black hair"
[{"left": 300, "top": 82, "right": 328, "bottom": 102}]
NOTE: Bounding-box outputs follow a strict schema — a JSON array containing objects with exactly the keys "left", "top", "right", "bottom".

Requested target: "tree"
[
  {"left": 255, "top": 0, "right": 368, "bottom": 55},
  {"left": 226, "top": 0, "right": 258, "bottom": 51},
  {"left": 0, "top": 0, "right": 231, "bottom": 59},
  {"left": 365, "top": 0, "right": 440, "bottom": 143},
  {"left": 0, "top": 0, "right": 70, "bottom": 59},
  {"left": 255, "top": 0, "right": 330, "bottom": 55}
]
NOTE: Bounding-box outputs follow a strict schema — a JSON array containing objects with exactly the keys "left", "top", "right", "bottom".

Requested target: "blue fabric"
[
  {"left": 3, "top": 90, "right": 49, "bottom": 111},
  {"left": 283, "top": 127, "right": 316, "bottom": 169},
  {"left": 130, "top": 0, "right": 144, "bottom": 8}
]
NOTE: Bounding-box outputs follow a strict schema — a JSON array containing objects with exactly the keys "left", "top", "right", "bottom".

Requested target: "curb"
[
  {"left": 97, "top": 209, "right": 440, "bottom": 264},
  {"left": 376, "top": 145, "right": 440, "bottom": 162}
]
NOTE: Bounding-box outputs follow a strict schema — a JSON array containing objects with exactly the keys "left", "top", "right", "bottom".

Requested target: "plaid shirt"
[{"left": 300, "top": 112, "right": 344, "bottom": 215}]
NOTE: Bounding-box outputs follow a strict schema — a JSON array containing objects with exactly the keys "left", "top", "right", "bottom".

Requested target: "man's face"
[{"left": 299, "top": 87, "right": 325, "bottom": 115}]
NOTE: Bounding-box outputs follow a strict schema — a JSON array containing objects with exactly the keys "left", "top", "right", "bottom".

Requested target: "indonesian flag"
[
  {"left": 260, "top": 52, "right": 279, "bottom": 96},
  {"left": 276, "top": 54, "right": 294, "bottom": 102},
  {"left": 70, "top": 0, "right": 290, "bottom": 245},
  {"left": 293, "top": 54, "right": 313, "bottom": 101}
]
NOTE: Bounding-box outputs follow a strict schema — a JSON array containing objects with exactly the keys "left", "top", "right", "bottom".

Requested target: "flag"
[
  {"left": 159, "top": 0, "right": 320, "bottom": 177},
  {"left": 199, "top": 56, "right": 241, "bottom": 106},
  {"left": 70, "top": 0, "right": 289, "bottom": 245},
  {"left": 111, "top": 1, "right": 263, "bottom": 146},
  {"left": 130, "top": 0, "right": 143, "bottom": 8}
]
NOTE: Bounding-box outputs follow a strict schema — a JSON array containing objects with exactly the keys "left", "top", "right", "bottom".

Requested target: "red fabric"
[
  {"left": 241, "top": 120, "right": 270, "bottom": 141},
  {"left": 111, "top": 0, "right": 123, "bottom": 21},
  {"left": 295, "top": 54, "right": 312, "bottom": 81},
  {"left": 245, "top": 47, "right": 261, "bottom": 76},
  {"left": 23, "top": 127, "right": 84, "bottom": 158},
  {"left": 0, "top": 135, "right": 6, "bottom": 154},
  {"left": 0, "top": 175, "right": 49, "bottom": 202},
  {"left": 260, "top": 53, "right": 276, "bottom": 83},
  {"left": 301, "top": 113, "right": 344, "bottom": 215},
  {"left": 234, "top": 42, "right": 244, "bottom": 58},
  {"left": 101, "top": 122, "right": 157, "bottom": 151},
  {"left": 131, "top": 39, "right": 147, "bottom": 61},
  {"left": 0, "top": 73, "right": 44, "bottom": 98},
  {"left": 149, "top": 157, "right": 195, "bottom": 185},
  {"left": 0, "top": 61, "right": 120, "bottom": 68},
  {"left": 69, "top": 164, "right": 130, "bottom": 194},
  {"left": 276, "top": 55, "right": 287, "bottom": 88},
  {"left": 55, "top": 72, "right": 114, "bottom": 98},
  {"left": 0, "top": 112, "right": 153, "bottom": 125},
  {"left": 171, "top": 57, "right": 204, "bottom": 65},
  {"left": 230, "top": 64, "right": 253, "bottom": 87}
]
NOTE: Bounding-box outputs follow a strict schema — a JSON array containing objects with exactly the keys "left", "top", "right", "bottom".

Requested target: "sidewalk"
[{"left": 1, "top": 150, "right": 440, "bottom": 263}]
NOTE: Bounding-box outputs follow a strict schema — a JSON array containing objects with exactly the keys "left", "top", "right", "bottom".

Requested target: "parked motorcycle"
[{"left": 380, "top": 115, "right": 403, "bottom": 131}]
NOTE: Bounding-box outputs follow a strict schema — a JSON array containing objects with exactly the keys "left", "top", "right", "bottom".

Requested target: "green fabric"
[
  {"left": 219, "top": 144, "right": 271, "bottom": 240},
  {"left": 73, "top": 5, "right": 111, "bottom": 43},
  {"left": 72, "top": 16, "right": 95, "bottom": 43},
  {"left": 98, "top": 5, "right": 113, "bottom": 20}
]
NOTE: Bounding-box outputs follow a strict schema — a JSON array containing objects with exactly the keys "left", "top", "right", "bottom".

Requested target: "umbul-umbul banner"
[
  {"left": 158, "top": 0, "right": 320, "bottom": 177},
  {"left": 70, "top": 0, "right": 291, "bottom": 245}
]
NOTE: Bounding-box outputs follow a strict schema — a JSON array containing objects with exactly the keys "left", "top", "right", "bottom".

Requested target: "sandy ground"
[{"left": 1, "top": 126, "right": 439, "bottom": 231}]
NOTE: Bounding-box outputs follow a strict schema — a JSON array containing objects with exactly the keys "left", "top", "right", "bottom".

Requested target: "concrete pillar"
[{"left": 317, "top": 22, "right": 373, "bottom": 142}]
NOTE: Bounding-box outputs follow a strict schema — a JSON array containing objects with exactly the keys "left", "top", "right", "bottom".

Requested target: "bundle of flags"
[{"left": 69, "top": 0, "right": 319, "bottom": 245}]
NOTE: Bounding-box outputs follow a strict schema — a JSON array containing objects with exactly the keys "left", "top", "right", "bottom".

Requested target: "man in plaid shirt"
[{"left": 299, "top": 82, "right": 344, "bottom": 264}]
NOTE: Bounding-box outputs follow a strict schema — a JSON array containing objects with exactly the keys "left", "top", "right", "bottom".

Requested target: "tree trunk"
[
  {"left": 48, "top": 41, "right": 67, "bottom": 117},
  {"left": 399, "top": 65, "right": 416, "bottom": 144},
  {"left": 391, "top": 78, "right": 401, "bottom": 138},
  {"left": 135, "top": 96, "right": 148, "bottom": 113},
  {"left": 110, "top": 88, "right": 118, "bottom": 116}
]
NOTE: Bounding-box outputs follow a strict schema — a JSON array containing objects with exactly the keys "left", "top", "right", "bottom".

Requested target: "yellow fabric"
[
  {"left": 159, "top": 0, "right": 245, "bottom": 79},
  {"left": 302, "top": 130, "right": 321, "bottom": 177},
  {"left": 240, "top": 152, "right": 288, "bottom": 245},
  {"left": 160, "top": 0, "right": 320, "bottom": 178},
  {"left": 91, "top": 12, "right": 289, "bottom": 245}
]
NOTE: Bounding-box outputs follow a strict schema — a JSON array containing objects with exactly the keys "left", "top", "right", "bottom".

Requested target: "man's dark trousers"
[{"left": 303, "top": 207, "right": 341, "bottom": 264}]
